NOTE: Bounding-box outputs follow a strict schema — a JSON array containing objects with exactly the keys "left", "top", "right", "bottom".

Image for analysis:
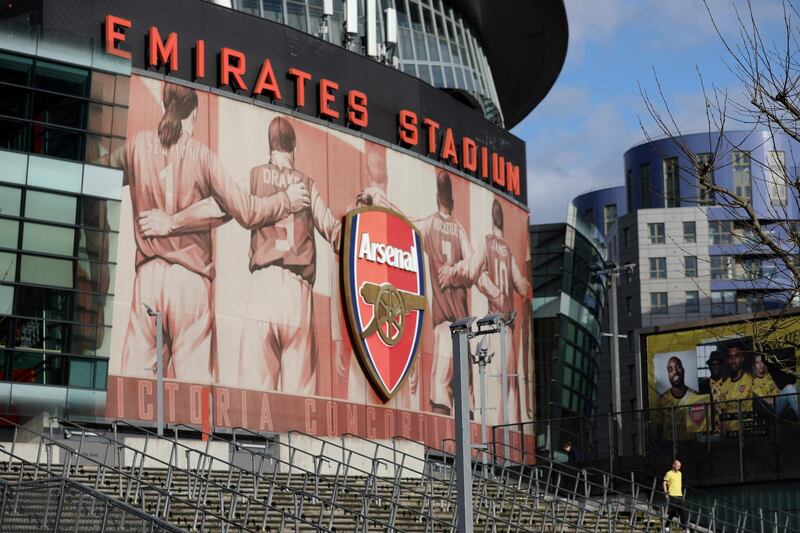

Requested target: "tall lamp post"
[
  {"left": 143, "top": 303, "right": 164, "bottom": 437},
  {"left": 593, "top": 261, "right": 636, "bottom": 458},
  {"left": 449, "top": 314, "right": 505, "bottom": 533}
]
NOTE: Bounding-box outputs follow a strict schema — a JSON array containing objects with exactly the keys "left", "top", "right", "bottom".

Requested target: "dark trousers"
[{"left": 666, "top": 497, "right": 688, "bottom": 527}]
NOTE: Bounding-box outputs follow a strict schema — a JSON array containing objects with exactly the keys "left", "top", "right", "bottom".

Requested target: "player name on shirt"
[
  {"left": 358, "top": 232, "right": 419, "bottom": 273},
  {"left": 259, "top": 165, "right": 299, "bottom": 187},
  {"left": 431, "top": 216, "right": 461, "bottom": 237}
]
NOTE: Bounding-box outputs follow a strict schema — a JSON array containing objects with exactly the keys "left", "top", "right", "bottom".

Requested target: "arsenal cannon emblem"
[{"left": 342, "top": 207, "right": 427, "bottom": 400}]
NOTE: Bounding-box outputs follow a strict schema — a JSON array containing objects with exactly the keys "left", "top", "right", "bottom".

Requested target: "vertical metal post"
[
  {"left": 499, "top": 320, "right": 510, "bottom": 460},
  {"left": 609, "top": 270, "right": 623, "bottom": 457},
  {"left": 156, "top": 311, "right": 164, "bottom": 437},
  {"left": 450, "top": 319, "right": 474, "bottom": 533},
  {"left": 478, "top": 351, "right": 488, "bottom": 466},
  {"left": 737, "top": 399, "right": 744, "bottom": 483}
]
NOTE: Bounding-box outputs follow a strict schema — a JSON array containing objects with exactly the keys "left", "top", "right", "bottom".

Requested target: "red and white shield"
[{"left": 342, "top": 207, "right": 426, "bottom": 401}]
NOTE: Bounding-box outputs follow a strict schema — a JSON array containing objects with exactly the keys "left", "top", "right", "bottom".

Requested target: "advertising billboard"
[
  {"left": 643, "top": 314, "right": 800, "bottom": 441},
  {"left": 103, "top": 76, "right": 533, "bottom": 448}
]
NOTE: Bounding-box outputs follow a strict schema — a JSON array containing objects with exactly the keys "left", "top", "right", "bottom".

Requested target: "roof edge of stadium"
[{"left": 451, "top": 0, "right": 568, "bottom": 128}]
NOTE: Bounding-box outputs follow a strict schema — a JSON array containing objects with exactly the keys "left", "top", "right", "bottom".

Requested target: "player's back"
[
  {"left": 249, "top": 162, "right": 316, "bottom": 283},
  {"left": 485, "top": 234, "right": 514, "bottom": 315},
  {"left": 426, "top": 212, "right": 468, "bottom": 324},
  {"left": 127, "top": 131, "right": 217, "bottom": 277}
]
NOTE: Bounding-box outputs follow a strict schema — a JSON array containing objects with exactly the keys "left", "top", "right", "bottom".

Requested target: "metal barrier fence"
[{"left": 491, "top": 393, "right": 800, "bottom": 531}]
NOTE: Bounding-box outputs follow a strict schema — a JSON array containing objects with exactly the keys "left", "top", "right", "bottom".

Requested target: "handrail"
[
  {"left": 0, "top": 415, "right": 259, "bottom": 532},
  {"left": 0, "top": 471, "right": 185, "bottom": 532},
  {"left": 53, "top": 417, "right": 335, "bottom": 532},
  {"left": 129, "top": 420, "right": 460, "bottom": 532}
]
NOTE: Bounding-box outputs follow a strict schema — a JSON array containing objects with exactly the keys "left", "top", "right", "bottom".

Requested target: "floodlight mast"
[{"left": 449, "top": 317, "right": 475, "bottom": 533}]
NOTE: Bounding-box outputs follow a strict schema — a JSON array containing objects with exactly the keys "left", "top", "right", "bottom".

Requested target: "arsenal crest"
[{"left": 342, "top": 207, "right": 426, "bottom": 401}]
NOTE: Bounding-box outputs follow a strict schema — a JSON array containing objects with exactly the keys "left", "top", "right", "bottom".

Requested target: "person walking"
[{"left": 663, "top": 460, "right": 689, "bottom": 532}]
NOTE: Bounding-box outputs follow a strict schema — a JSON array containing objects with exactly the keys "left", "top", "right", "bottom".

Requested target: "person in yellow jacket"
[{"left": 663, "top": 460, "right": 689, "bottom": 531}]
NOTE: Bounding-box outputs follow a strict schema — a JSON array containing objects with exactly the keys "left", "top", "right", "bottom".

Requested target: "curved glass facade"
[
  {"left": 532, "top": 205, "right": 606, "bottom": 422},
  {"left": 223, "top": 0, "right": 503, "bottom": 124}
]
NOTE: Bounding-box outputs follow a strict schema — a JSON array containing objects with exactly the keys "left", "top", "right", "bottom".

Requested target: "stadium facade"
[{"left": 0, "top": 0, "right": 567, "bottom": 448}]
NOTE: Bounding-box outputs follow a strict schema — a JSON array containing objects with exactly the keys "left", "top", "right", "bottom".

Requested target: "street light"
[
  {"left": 143, "top": 302, "right": 164, "bottom": 437},
  {"left": 449, "top": 316, "right": 476, "bottom": 533},
  {"left": 592, "top": 261, "right": 636, "bottom": 459},
  {"left": 476, "top": 311, "right": 517, "bottom": 461}
]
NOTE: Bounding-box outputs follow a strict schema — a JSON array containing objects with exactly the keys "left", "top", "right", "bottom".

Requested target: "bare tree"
[{"left": 638, "top": 0, "right": 800, "bottom": 376}]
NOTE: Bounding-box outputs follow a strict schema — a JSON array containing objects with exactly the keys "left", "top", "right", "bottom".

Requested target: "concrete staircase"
[{"left": 0, "top": 460, "right": 662, "bottom": 532}]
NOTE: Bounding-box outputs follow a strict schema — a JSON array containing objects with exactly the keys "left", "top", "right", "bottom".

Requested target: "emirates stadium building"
[{"left": 0, "top": 0, "right": 567, "bottom": 451}]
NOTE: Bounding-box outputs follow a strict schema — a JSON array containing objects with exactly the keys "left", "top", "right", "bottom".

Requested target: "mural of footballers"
[
  {"left": 441, "top": 199, "right": 532, "bottom": 425},
  {"left": 236, "top": 116, "right": 341, "bottom": 394},
  {"left": 115, "top": 83, "right": 307, "bottom": 383},
  {"left": 656, "top": 355, "right": 708, "bottom": 440}
]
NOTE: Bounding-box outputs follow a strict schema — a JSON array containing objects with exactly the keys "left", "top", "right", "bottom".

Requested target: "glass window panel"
[
  {"left": 19, "top": 255, "right": 73, "bottom": 288},
  {"left": 15, "top": 285, "right": 72, "bottom": 321},
  {"left": 696, "top": 152, "right": 715, "bottom": 204},
  {"left": 683, "top": 221, "right": 696, "bottom": 243},
  {"left": 0, "top": 85, "right": 30, "bottom": 118},
  {"left": 0, "top": 52, "right": 33, "bottom": 85},
  {"left": 113, "top": 75, "right": 130, "bottom": 106},
  {"left": 0, "top": 284, "right": 12, "bottom": 315},
  {"left": 32, "top": 92, "right": 86, "bottom": 129},
  {"left": 109, "top": 137, "right": 125, "bottom": 169},
  {"left": 426, "top": 33, "right": 440, "bottom": 61},
  {"left": 69, "top": 357, "right": 94, "bottom": 387},
  {"left": 73, "top": 290, "right": 112, "bottom": 327},
  {"left": 71, "top": 324, "right": 111, "bottom": 355},
  {"left": 663, "top": 157, "right": 680, "bottom": 207},
  {"left": 431, "top": 65, "right": 444, "bottom": 86},
  {"left": 29, "top": 153, "right": 83, "bottom": 193},
  {"left": 0, "top": 185, "right": 21, "bottom": 216},
  {"left": 261, "top": 0, "right": 285, "bottom": 22},
  {"left": 25, "top": 190, "right": 77, "bottom": 224},
  {"left": 94, "top": 358, "right": 108, "bottom": 390},
  {"left": 82, "top": 164, "right": 123, "bottom": 200},
  {"left": 686, "top": 291, "right": 699, "bottom": 313},
  {"left": 34, "top": 60, "right": 89, "bottom": 97},
  {"left": 0, "top": 117, "right": 29, "bottom": 153},
  {"left": 0, "top": 151, "right": 27, "bottom": 186},
  {"left": 78, "top": 228, "right": 117, "bottom": 263},
  {"left": 648, "top": 223, "right": 665, "bottom": 244},
  {"left": 413, "top": 31, "right": 428, "bottom": 60},
  {"left": 79, "top": 197, "right": 119, "bottom": 231},
  {"left": 308, "top": 4, "right": 324, "bottom": 36},
  {"left": 732, "top": 151, "right": 751, "bottom": 202},
  {"left": 398, "top": 28, "right": 412, "bottom": 59},
  {"left": 0, "top": 219, "right": 19, "bottom": 249},
  {"left": 684, "top": 256, "right": 697, "bottom": 277},
  {"left": 768, "top": 151, "right": 787, "bottom": 206},
  {"left": 76, "top": 261, "right": 113, "bottom": 293},
  {"left": 85, "top": 134, "right": 111, "bottom": 167},
  {"left": 22, "top": 222, "right": 75, "bottom": 256},
  {"left": 87, "top": 103, "right": 113, "bottom": 135},
  {"left": 237, "top": 0, "right": 260, "bottom": 15},
  {"left": 11, "top": 352, "right": 43, "bottom": 383},
  {"left": 417, "top": 65, "right": 431, "bottom": 83},
  {"left": 29, "top": 126, "right": 84, "bottom": 162},
  {"left": 287, "top": 1, "right": 308, "bottom": 31},
  {"left": 0, "top": 252, "right": 17, "bottom": 282},
  {"left": 14, "top": 318, "right": 69, "bottom": 352},
  {"left": 90, "top": 71, "right": 116, "bottom": 103}
]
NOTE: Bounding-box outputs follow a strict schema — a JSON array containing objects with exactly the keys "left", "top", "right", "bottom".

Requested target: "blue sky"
[{"left": 512, "top": 0, "right": 786, "bottom": 223}]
